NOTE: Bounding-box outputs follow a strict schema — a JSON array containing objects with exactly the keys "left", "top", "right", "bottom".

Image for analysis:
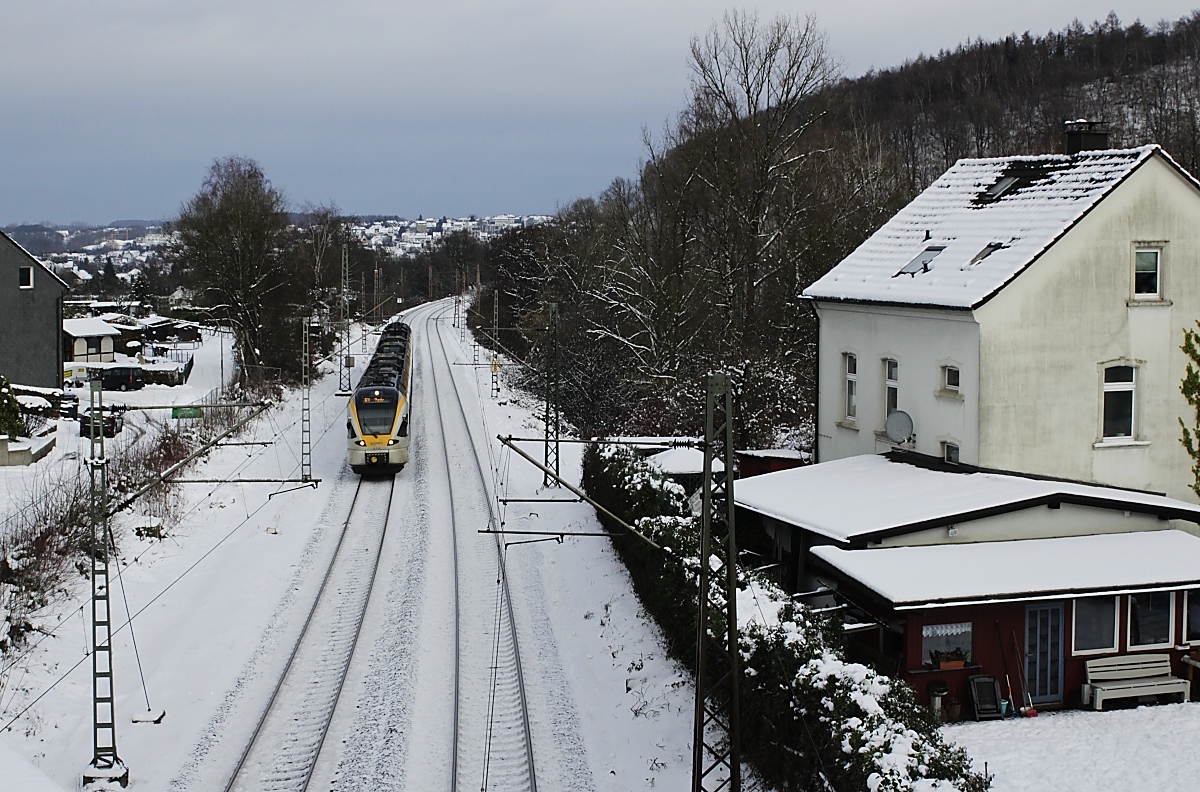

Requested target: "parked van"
[{"left": 100, "top": 366, "right": 145, "bottom": 392}]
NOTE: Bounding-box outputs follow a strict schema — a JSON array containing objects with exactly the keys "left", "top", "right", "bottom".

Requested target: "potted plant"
[{"left": 930, "top": 648, "right": 969, "bottom": 669}]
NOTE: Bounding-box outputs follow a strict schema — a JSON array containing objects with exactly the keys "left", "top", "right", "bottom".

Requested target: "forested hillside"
[{"left": 478, "top": 10, "right": 1200, "bottom": 448}]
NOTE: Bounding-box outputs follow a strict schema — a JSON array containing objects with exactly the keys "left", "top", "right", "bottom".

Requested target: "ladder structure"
[
  {"left": 692, "top": 373, "right": 741, "bottom": 792},
  {"left": 337, "top": 243, "right": 352, "bottom": 395},
  {"left": 542, "top": 303, "right": 560, "bottom": 487},
  {"left": 83, "top": 381, "right": 127, "bottom": 787},
  {"left": 491, "top": 292, "right": 501, "bottom": 398},
  {"left": 301, "top": 318, "right": 313, "bottom": 483}
]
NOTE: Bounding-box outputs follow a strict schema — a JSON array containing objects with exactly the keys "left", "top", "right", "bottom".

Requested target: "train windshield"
[{"left": 355, "top": 389, "right": 399, "bottom": 435}]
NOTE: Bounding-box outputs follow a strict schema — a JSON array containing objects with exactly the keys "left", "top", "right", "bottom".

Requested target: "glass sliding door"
[{"left": 1025, "top": 603, "right": 1064, "bottom": 705}]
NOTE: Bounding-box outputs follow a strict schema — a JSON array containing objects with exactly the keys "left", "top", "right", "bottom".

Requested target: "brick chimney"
[{"left": 1064, "top": 120, "right": 1110, "bottom": 154}]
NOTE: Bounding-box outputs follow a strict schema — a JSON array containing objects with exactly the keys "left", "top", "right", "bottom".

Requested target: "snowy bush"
[{"left": 583, "top": 443, "right": 988, "bottom": 792}]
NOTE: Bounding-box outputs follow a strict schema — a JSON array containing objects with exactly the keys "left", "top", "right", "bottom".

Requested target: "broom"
[
  {"left": 1011, "top": 628, "right": 1039, "bottom": 717},
  {"left": 994, "top": 621, "right": 1016, "bottom": 716}
]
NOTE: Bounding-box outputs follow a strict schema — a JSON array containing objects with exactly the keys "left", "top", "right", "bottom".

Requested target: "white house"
[{"left": 804, "top": 143, "right": 1200, "bottom": 502}]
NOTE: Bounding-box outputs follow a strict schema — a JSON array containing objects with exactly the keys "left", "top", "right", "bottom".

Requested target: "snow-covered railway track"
[
  {"left": 223, "top": 475, "right": 396, "bottom": 792},
  {"left": 423, "top": 307, "right": 538, "bottom": 792}
]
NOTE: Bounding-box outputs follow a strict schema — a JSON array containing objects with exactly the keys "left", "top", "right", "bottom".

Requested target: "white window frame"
[
  {"left": 1132, "top": 246, "right": 1163, "bottom": 300},
  {"left": 1127, "top": 591, "right": 1176, "bottom": 651},
  {"left": 1071, "top": 596, "right": 1119, "bottom": 656},
  {"left": 1185, "top": 588, "right": 1200, "bottom": 646},
  {"left": 883, "top": 358, "right": 898, "bottom": 421},
  {"left": 941, "top": 441, "right": 960, "bottom": 464},
  {"left": 943, "top": 365, "right": 960, "bottom": 392},
  {"left": 18, "top": 265, "right": 33, "bottom": 289},
  {"left": 1101, "top": 364, "right": 1137, "bottom": 441},
  {"left": 843, "top": 352, "right": 857, "bottom": 422}
]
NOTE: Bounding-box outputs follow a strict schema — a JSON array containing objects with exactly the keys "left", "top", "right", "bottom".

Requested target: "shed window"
[
  {"left": 1134, "top": 249, "right": 1160, "bottom": 297},
  {"left": 1186, "top": 589, "right": 1200, "bottom": 644},
  {"left": 1072, "top": 596, "right": 1118, "bottom": 654},
  {"left": 843, "top": 353, "right": 857, "bottom": 420},
  {"left": 18, "top": 266, "right": 33, "bottom": 289},
  {"left": 1102, "top": 366, "right": 1135, "bottom": 439},
  {"left": 1128, "top": 591, "right": 1173, "bottom": 648},
  {"left": 921, "top": 621, "right": 972, "bottom": 665}
]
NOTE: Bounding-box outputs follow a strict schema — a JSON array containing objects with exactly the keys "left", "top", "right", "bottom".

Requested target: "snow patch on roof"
[
  {"left": 812, "top": 530, "right": 1200, "bottom": 607},
  {"left": 62, "top": 317, "right": 122, "bottom": 338},
  {"left": 645, "top": 447, "right": 722, "bottom": 475},
  {"left": 804, "top": 146, "right": 1162, "bottom": 308},
  {"left": 733, "top": 453, "right": 1200, "bottom": 544}
]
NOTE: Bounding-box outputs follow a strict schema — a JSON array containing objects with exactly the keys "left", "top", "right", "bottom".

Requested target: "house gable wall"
[
  {"left": 0, "top": 234, "right": 65, "bottom": 388},
  {"left": 814, "top": 302, "right": 980, "bottom": 463},
  {"left": 975, "top": 154, "right": 1200, "bottom": 501}
]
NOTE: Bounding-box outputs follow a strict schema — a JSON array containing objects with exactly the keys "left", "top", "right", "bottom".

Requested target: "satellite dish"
[{"left": 884, "top": 410, "right": 914, "bottom": 444}]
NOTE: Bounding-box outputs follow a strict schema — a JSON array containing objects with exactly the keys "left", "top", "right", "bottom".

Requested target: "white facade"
[{"left": 808, "top": 147, "right": 1200, "bottom": 502}]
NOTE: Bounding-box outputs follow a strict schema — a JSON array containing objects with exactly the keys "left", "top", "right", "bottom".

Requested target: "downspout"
[{"left": 802, "top": 295, "right": 820, "bottom": 464}]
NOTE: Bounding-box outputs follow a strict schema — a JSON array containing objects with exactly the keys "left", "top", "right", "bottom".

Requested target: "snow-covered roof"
[
  {"left": 812, "top": 530, "right": 1200, "bottom": 608},
  {"left": 62, "top": 317, "right": 122, "bottom": 338},
  {"left": 646, "top": 447, "right": 723, "bottom": 475},
  {"left": 733, "top": 453, "right": 1200, "bottom": 545},
  {"left": 804, "top": 146, "right": 1194, "bottom": 308}
]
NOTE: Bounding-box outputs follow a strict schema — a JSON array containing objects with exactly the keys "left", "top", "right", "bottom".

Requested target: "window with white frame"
[
  {"left": 1072, "top": 596, "right": 1118, "bottom": 654},
  {"left": 1102, "top": 365, "right": 1136, "bottom": 439},
  {"left": 941, "top": 442, "right": 960, "bottom": 464},
  {"left": 844, "top": 353, "right": 857, "bottom": 420},
  {"left": 1186, "top": 589, "right": 1200, "bottom": 644},
  {"left": 1128, "top": 591, "right": 1174, "bottom": 648},
  {"left": 942, "top": 365, "right": 960, "bottom": 392},
  {"left": 883, "top": 358, "right": 898, "bottom": 418},
  {"left": 18, "top": 266, "right": 33, "bottom": 289},
  {"left": 1133, "top": 248, "right": 1160, "bottom": 298}
]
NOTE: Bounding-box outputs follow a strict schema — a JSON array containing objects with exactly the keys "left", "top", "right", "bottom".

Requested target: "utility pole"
[
  {"left": 491, "top": 291, "right": 501, "bottom": 399},
  {"left": 337, "top": 243, "right": 352, "bottom": 395},
  {"left": 542, "top": 302, "right": 559, "bottom": 487},
  {"left": 301, "top": 318, "right": 313, "bottom": 483},
  {"left": 692, "top": 373, "right": 741, "bottom": 792},
  {"left": 83, "top": 381, "right": 128, "bottom": 788},
  {"left": 374, "top": 266, "right": 382, "bottom": 324}
]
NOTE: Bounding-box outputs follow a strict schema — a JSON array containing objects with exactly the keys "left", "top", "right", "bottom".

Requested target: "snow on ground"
[
  {"left": 0, "top": 308, "right": 696, "bottom": 791},
  {"left": 944, "top": 702, "right": 1200, "bottom": 791}
]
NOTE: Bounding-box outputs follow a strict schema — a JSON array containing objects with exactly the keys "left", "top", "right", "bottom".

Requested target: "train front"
[{"left": 348, "top": 385, "right": 409, "bottom": 474}]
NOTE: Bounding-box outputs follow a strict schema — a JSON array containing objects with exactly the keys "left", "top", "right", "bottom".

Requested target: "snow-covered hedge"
[{"left": 582, "top": 443, "right": 988, "bottom": 792}]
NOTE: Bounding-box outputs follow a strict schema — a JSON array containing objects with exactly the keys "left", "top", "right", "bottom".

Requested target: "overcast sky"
[{"left": 2, "top": 2, "right": 1198, "bottom": 225}]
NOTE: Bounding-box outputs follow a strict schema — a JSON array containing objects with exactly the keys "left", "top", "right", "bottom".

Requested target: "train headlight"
[
  {"left": 355, "top": 440, "right": 366, "bottom": 447},
  {"left": 387, "top": 439, "right": 398, "bottom": 445}
]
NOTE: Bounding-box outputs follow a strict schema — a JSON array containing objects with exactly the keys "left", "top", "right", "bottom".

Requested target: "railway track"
[
  {"left": 223, "top": 475, "right": 396, "bottom": 792},
  {"left": 423, "top": 306, "right": 538, "bottom": 792}
]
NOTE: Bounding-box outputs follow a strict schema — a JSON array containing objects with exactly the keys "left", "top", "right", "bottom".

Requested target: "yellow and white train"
[{"left": 347, "top": 320, "right": 413, "bottom": 474}]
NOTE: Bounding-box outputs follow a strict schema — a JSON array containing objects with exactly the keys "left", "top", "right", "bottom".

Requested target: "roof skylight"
[
  {"left": 966, "top": 242, "right": 1006, "bottom": 268},
  {"left": 982, "top": 176, "right": 1019, "bottom": 200},
  {"left": 894, "top": 246, "right": 944, "bottom": 278}
]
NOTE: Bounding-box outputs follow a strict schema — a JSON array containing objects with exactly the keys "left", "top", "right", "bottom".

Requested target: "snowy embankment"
[{"left": 945, "top": 703, "right": 1200, "bottom": 791}]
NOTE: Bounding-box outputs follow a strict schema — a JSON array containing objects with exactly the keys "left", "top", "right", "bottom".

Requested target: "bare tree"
[
  {"left": 686, "top": 10, "right": 838, "bottom": 346},
  {"left": 173, "top": 156, "right": 290, "bottom": 381},
  {"left": 298, "top": 201, "right": 342, "bottom": 298}
]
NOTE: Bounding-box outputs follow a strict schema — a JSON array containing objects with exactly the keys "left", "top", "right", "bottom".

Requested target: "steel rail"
[
  {"left": 429, "top": 303, "right": 537, "bottom": 792},
  {"left": 222, "top": 474, "right": 396, "bottom": 792},
  {"left": 421, "top": 307, "right": 464, "bottom": 792}
]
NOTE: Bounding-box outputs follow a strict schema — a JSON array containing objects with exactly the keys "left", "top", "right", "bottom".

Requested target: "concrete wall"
[
  {"left": 975, "top": 154, "right": 1200, "bottom": 502},
  {"left": 814, "top": 301, "right": 980, "bottom": 463},
  {"left": 0, "top": 233, "right": 64, "bottom": 388}
]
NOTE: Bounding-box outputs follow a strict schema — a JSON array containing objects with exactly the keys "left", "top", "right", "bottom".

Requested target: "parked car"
[
  {"left": 78, "top": 408, "right": 124, "bottom": 438},
  {"left": 60, "top": 392, "right": 79, "bottom": 420},
  {"left": 99, "top": 366, "right": 145, "bottom": 392}
]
